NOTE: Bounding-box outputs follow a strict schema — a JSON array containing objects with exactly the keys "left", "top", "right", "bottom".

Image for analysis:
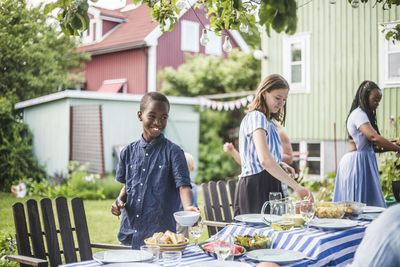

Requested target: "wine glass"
[
  {"left": 214, "top": 236, "right": 233, "bottom": 261},
  {"left": 190, "top": 220, "right": 203, "bottom": 250},
  {"left": 300, "top": 201, "right": 315, "bottom": 232}
]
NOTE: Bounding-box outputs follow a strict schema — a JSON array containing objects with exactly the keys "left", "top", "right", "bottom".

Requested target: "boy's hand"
[
  {"left": 279, "top": 162, "right": 296, "bottom": 179},
  {"left": 184, "top": 205, "right": 201, "bottom": 225},
  {"left": 111, "top": 198, "right": 125, "bottom": 216}
]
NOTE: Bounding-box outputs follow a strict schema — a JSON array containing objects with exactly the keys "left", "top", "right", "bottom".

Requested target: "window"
[
  {"left": 181, "top": 20, "right": 199, "bottom": 53},
  {"left": 379, "top": 23, "right": 400, "bottom": 88},
  {"left": 205, "top": 26, "right": 222, "bottom": 56},
  {"left": 291, "top": 141, "right": 322, "bottom": 180},
  {"left": 282, "top": 33, "right": 311, "bottom": 93}
]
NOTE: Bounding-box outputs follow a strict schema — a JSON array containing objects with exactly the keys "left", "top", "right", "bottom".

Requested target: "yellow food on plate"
[
  {"left": 145, "top": 231, "right": 187, "bottom": 245},
  {"left": 314, "top": 202, "right": 345, "bottom": 218},
  {"left": 282, "top": 214, "right": 305, "bottom": 227}
]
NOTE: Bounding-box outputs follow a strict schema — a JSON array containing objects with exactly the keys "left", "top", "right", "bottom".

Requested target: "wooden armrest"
[
  {"left": 91, "top": 243, "right": 131, "bottom": 249},
  {"left": 202, "top": 220, "right": 229, "bottom": 228},
  {"left": 6, "top": 254, "right": 48, "bottom": 267}
]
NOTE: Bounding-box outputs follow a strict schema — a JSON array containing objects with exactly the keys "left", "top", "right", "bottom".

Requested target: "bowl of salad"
[{"left": 234, "top": 233, "right": 272, "bottom": 251}]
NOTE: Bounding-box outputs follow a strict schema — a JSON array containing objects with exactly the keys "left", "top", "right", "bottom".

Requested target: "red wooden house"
[{"left": 78, "top": 2, "right": 250, "bottom": 94}]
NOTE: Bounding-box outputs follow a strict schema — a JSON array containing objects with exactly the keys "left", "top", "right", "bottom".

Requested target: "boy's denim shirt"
[{"left": 116, "top": 134, "right": 191, "bottom": 249}]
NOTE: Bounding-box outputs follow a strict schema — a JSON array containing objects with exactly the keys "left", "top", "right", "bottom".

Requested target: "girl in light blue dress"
[{"left": 334, "top": 81, "right": 400, "bottom": 207}]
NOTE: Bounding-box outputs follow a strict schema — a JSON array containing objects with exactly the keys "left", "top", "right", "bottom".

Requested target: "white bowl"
[{"left": 173, "top": 211, "right": 200, "bottom": 226}]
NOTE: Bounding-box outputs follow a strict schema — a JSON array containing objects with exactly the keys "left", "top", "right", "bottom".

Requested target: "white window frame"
[
  {"left": 204, "top": 25, "right": 222, "bottom": 56},
  {"left": 292, "top": 140, "right": 323, "bottom": 181},
  {"left": 282, "top": 32, "right": 311, "bottom": 94},
  {"left": 379, "top": 22, "right": 400, "bottom": 88},
  {"left": 181, "top": 20, "right": 199, "bottom": 53}
]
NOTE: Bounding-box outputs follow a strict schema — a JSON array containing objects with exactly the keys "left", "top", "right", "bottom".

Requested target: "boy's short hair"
[
  {"left": 140, "top": 92, "right": 170, "bottom": 112},
  {"left": 184, "top": 152, "right": 195, "bottom": 172}
]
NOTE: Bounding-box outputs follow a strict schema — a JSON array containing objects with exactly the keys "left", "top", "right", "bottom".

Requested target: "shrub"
[
  {"left": 0, "top": 233, "right": 17, "bottom": 267},
  {"left": 378, "top": 152, "right": 400, "bottom": 196},
  {"left": 0, "top": 97, "right": 46, "bottom": 192}
]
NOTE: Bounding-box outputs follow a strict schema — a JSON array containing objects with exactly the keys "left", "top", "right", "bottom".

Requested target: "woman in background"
[{"left": 334, "top": 81, "right": 400, "bottom": 207}]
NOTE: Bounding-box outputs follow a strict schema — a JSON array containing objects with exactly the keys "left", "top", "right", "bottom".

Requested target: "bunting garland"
[{"left": 199, "top": 94, "right": 255, "bottom": 111}]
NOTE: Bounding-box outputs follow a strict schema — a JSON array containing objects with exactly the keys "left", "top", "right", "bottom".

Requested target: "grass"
[{"left": 0, "top": 188, "right": 209, "bottom": 249}]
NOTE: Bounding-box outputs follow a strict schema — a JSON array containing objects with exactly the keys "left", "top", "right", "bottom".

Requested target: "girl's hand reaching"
[{"left": 295, "top": 186, "right": 314, "bottom": 202}]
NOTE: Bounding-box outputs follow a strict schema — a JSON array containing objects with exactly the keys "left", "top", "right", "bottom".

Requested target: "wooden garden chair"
[
  {"left": 201, "top": 179, "right": 237, "bottom": 237},
  {"left": 6, "top": 197, "right": 129, "bottom": 267}
]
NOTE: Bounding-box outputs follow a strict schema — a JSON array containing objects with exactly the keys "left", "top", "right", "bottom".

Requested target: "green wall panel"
[{"left": 261, "top": 0, "right": 400, "bottom": 141}]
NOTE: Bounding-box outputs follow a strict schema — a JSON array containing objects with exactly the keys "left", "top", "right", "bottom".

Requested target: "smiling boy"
[{"left": 111, "top": 92, "right": 197, "bottom": 249}]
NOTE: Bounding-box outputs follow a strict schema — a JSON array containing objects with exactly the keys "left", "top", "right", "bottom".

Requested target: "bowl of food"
[
  {"left": 199, "top": 241, "right": 246, "bottom": 259},
  {"left": 341, "top": 201, "right": 366, "bottom": 218},
  {"left": 144, "top": 231, "right": 189, "bottom": 251},
  {"left": 234, "top": 233, "right": 271, "bottom": 251},
  {"left": 173, "top": 211, "right": 200, "bottom": 227},
  {"left": 314, "top": 202, "right": 346, "bottom": 219}
]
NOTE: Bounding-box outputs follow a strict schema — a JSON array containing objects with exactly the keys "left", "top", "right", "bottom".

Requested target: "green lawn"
[{"left": 0, "top": 189, "right": 209, "bottom": 247}]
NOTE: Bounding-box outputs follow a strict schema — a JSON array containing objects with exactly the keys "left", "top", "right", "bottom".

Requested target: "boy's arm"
[
  {"left": 111, "top": 185, "right": 126, "bottom": 216},
  {"left": 179, "top": 185, "right": 198, "bottom": 212}
]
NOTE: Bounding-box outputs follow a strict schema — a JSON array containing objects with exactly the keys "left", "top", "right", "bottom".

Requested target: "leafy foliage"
[
  {"left": 23, "top": 161, "right": 123, "bottom": 200},
  {"left": 160, "top": 51, "right": 259, "bottom": 182},
  {"left": 0, "top": 98, "right": 46, "bottom": 192},
  {"left": 378, "top": 152, "right": 400, "bottom": 196},
  {"left": 0, "top": 0, "right": 89, "bottom": 102},
  {"left": 0, "top": 233, "right": 17, "bottom": 267},
  {"left": 48, "top": 0, "right": 400, "bottom": 41}
]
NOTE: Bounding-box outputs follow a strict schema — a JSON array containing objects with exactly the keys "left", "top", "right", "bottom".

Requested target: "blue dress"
[{"left": 333, "top": 108, "right": 386, "bottom": 207}]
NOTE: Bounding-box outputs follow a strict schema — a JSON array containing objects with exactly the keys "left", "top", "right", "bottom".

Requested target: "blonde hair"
[
  {"left": 247, "top": 74, "right": 289, "bottom": 126},
  {"left": 184, "top": 152, "right": 195, "bottom": 172}
]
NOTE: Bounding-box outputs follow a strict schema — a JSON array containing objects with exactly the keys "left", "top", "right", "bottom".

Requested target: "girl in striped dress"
[{"left": 234, "top": 74, "right": 313, "bottom": 215}]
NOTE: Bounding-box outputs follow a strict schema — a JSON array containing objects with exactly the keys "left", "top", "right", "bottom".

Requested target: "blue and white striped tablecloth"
[{"left": 60, "top": 221, "right": 370, "bottom": 267}]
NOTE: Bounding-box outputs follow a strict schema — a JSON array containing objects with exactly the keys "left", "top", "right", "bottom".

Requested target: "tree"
[
  {"left": 0, "top": 0, "right": 89, "bottom": 103},
  {"left": 48, "top": 0, "right": 400, "bottom": 41},
  {"left": 160, "top": 50, "right": 260, "bottom": 182}
]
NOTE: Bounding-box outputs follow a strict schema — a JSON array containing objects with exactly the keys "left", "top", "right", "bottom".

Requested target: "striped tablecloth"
[{"left": 60, "top": 221, "right": 370, "bottom": 267}]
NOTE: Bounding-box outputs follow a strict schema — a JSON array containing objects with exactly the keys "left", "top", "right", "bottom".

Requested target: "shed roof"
[{"left": 14, "top": 90, "right": 200, "bottom": 110}]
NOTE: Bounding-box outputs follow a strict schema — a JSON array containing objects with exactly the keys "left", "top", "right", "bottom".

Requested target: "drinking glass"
[
  {"left": 190, "top": 220, "right": 203, "bottom": 250},
  {"left": 140, "top": 245, "right": 160, "bottom": 264},
  {"left": 269, "top": 192, "right": 282, "bottom": 201},
  {"left": 214, "top": 235, "right": 233, "bottom": 261},
  {"left": 162, "top": 251, "right": 181, "bottom": 267},
  {"left": 300, "top": 201, "right": 315, "bottom": 232}
]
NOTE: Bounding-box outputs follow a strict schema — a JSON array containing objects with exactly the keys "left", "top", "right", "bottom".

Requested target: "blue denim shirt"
[{"left": 116, "top": 134, "right": 191, "bottom": 249}]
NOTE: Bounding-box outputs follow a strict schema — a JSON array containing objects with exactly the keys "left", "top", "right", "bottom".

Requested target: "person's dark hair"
[
  {"left": 247, "top": 74, "right": 289, "bottom": 126},
  {"left": 347, "top": 80, "right": 381, "bottom": 139},
  {"left": 140, "top": 92, "right": 170, "bottom": 112}
]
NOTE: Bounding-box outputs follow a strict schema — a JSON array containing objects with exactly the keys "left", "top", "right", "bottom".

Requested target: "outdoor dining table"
[{"left": 60, "top": 220, "right": 371, "bottom": 267}]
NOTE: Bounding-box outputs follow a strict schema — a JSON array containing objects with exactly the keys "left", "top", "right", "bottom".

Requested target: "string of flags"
[{"left": 199, "top": 94, "right": 255, "bottom": 111}]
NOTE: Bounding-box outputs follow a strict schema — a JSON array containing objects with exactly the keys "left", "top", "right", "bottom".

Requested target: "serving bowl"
[
  {"left": 199, "top": 241, "right": 246, "bottom": 259},
  {"left": 341, "top": 201, "right": 366, "bottom": 218},
  {"left": 314, "top": 202, "right": 346, "bottom": 219},
  {"left": 234, "top": 233, "right": 271, "bottom": 251},
  {"left": 144, "top": 238, "right": 189, "bottom": 252},
  {"left": 173, "top": 211, "right": 200, "bottom": 226}
]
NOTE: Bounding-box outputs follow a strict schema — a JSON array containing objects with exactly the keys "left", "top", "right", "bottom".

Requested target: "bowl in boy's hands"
[{"left": 173, "top": 211, "right": 200, "bottom": 226}]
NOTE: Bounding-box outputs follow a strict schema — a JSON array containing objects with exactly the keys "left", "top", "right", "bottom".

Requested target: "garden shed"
[{"left": 15, "top": 90, "right": 200, "bottom": 178}]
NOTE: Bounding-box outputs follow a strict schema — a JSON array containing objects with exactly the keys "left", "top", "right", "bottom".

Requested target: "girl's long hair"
[
  {"left": 247, "top": 74, "right": 289, "bottom": 126},
  {"left": 347, "top": 80, "right": 381, "bottom": 138}
]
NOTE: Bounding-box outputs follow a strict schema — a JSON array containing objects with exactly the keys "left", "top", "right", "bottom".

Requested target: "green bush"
[
  {"left": 299, "top": 172, "right": 336, "bottom": 202},
  {"left": 98, "top": 174, "right": 124, "bottom": 199},
  {"left": 23, "top": 162, "right": 107, "bottom": 200},
  {"left": 0, "top": 233, "right": 17, "bottom": 267},
  {"left": 0, "top": 97, "right": 46, "bottom": 192},
  {"left": 378, "top": 152, "right": 400, "bottom": 196}
]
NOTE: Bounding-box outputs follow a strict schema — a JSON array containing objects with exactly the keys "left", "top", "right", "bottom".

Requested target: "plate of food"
[
  {"left": 234, "top": 214, "right": 264, "bottom": 225},
  {"left": 246, "top": 249, "right": 307, "bottom": 264},
  {"left": 93, "top": 250, "right": 153, "bottom": 263},
  {"left": 199, "top": 241, "right": 246, "bottom": 259},
  {"left": 234, "top": 233, "right": 271, "bottom": 251},
  {"left": 144, "top": 230, "right": 188, "bottom": 251},
  {"left": 308, "top": 218, "right": 358, "bottom": 230}
]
